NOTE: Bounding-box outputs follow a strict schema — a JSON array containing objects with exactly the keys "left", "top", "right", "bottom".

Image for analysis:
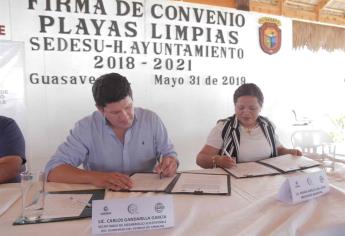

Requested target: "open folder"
[
  {"left": 13, "top": 189, "right": 105, "bottom": 225},
  {"left": 224, "top": 154, "right": 320, "bottom": 178},
  {"left": 128, "top": 172, "right": 231, "bottom": 196}
]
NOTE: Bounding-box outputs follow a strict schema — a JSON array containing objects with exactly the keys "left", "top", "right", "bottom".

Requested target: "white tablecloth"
[{"left": 1, "top": 167, "right": 344, "bottom": 236}]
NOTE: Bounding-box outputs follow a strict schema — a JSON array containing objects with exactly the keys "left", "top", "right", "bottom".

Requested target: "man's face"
[
  {"left": 235, "top": 96, "right": 261, "bottom": 127},
  {"left": 98, "top": 96, "right": 135, "bottom": 131}
]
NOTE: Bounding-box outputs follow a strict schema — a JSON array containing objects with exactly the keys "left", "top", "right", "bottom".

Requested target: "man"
[
  {"left": 45, "top": 73, "right": 178, "bottom": 190},
  {"left": 0, "top": 116, "right": 26, "bottom": 183}
]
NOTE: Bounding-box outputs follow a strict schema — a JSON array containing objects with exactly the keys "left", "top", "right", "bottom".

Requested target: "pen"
[
  {"left": 221, "top": 149, "right": 237, "bottom": 166},
  {"left": 157, "top": 153, "right": 163, "bottom": 179}
]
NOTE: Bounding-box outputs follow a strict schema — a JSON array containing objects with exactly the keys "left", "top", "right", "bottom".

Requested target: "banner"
[
  {"left": 0, "top": 41, "right": 26, "bottom": 129},
  {"left": 2, "top": 0, "right": 294, "bottom": 170}
]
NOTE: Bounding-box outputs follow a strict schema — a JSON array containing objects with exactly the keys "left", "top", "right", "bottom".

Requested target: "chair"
[
  {"left": 291, "top": 130, "right": 336, "bottom": 169},
  {"left": 291, "top": 110, "right": 312, "bottom": 126}
]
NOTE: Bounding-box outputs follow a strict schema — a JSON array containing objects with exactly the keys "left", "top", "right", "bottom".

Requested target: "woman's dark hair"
[
  {"left": 233, "top": 83, "right": 264, "bottom": 107},
  {"left": 92, "top": 73, "right": 132, "bottom": 107}
]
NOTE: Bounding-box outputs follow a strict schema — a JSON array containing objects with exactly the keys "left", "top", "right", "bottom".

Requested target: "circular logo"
[
  {"left": 319, "top": 175, "right": 324, "bottom": 183},
  {"left": 154, "top": 202, "right": 165, "bottom": 213},
  {"left": 127, "top": 204, "right": 138, "bottom": 214},
  {"left": 103, "top": 206, "right": 109, "bottom": 212},
  {"left": 307, "top": 177, "right": 313, "bottom": 185},
  {"left": 295, "top": 181, "right": 300, "bottom": 188}
]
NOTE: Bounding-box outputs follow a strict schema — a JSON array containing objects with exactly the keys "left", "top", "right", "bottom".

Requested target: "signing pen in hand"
[
  {"left": 156, "top": 154, "right": 163, "bottom": 179},
  {"left": 221, "top": 149, "right": 237, "bottom": 167}
]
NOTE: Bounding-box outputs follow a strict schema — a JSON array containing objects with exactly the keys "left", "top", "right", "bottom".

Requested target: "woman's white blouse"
[{"left": 206, "top": 122, "right": 281, "bottom": 162}]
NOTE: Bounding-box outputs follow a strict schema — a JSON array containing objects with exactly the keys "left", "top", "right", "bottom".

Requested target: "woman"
[{"left": 196, "top": 83, "right": 302, "bottom": 169}]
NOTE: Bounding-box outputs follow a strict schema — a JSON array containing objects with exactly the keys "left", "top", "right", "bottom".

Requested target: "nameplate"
[
  {"left": 277, "top": 170, "right": 329, "bottom": 204},
  {"left": 92, "top": 195, "right": 174, "bottom": 234}
]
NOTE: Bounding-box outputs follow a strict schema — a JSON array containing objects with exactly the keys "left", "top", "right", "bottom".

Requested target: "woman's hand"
[
  {"left": 287, "top": 148, "right": 303, "bottom": 156},
  {"left": 196, "top": 145, "right": 236, "bottom": 169},
  {"left": 213, "top": 155, "right": 237, "bottom": 169},
  {"left": 277, "top": 146, "right": 302, "bottom": 156}
]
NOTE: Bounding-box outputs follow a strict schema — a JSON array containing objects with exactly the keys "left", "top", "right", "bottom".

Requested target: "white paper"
[
  {"left": 225, "top": 162, "right": 280, "bottom": 178},
  {"left": 42, "top": 193, "right": 92, "bottom": 219},
  {"left": 130, "top": 173, "right": 176, "bottom": 191},
  {"left": 259, "top": 154, "right": 320, "bottom": 172},
  {"left": 277, "top": 170, "right": 330, "bottom": 204},
  {"left": 171, "top": 173, "right": 229, "bottom": 194},
  {"left": 92, "top": 196, "right": 174, "bottom": 234},
  {"left": 0, "top": 188, "right": 21, "bottom": 216}
]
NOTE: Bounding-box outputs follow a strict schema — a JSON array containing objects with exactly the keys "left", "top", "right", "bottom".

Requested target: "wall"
[{"left": 0, "top": 0, "right": 344, "bottom": 171}]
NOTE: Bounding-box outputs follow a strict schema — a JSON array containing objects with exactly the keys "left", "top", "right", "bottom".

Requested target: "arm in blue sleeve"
[
  {"left": 44, "top": 121, "right": 90, "bottom": 175},
  {"left": 1, "top": 118, "right": 26, "bottom": 163},
  {"left": 153, "top": 113, "right": 178, "bottom": 160}
]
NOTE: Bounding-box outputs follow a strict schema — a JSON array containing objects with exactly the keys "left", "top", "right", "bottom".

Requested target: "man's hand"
[
  {"left": 0, "top": 156, "right": 23, "bottom": 183},
  {"left": 47, "top": 164, "right": 133, "bottom": 191},
  {"left": 154, "top": 156, "right": 178, "bottom": 177},
  {"left": 89, "top": 172, "right": 133, "bottom": 191}
]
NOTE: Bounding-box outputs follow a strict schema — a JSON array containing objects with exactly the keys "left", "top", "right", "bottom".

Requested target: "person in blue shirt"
[
  {"left": 0, "top": 116, "right": 26, "bottom": 183},
  {"left": 45, "top": 73, "right": 178, "bottom": 190}
]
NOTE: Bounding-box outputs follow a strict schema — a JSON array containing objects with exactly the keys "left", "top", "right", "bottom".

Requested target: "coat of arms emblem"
[{"left": 259, "top": 17, "right": 281, "bottom": 54}]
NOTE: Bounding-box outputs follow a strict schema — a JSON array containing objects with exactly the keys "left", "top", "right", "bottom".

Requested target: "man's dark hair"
[
  {"left": 92, "top": 73, "right": 132, "bottom": 107},
  {"left": 233, "top": 83, "right": 264, "bottom": 107}
]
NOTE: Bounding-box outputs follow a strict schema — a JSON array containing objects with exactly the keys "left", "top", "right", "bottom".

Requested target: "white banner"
[
  {"left": 3, "top": 0, "right": 294, "bottom": 170},
  {"left": 0, "top": 41, "right": 26, "bottom": 129}
]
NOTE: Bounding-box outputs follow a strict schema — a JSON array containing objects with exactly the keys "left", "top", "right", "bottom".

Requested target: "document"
[
  {"left": 225, "top": 162, "right": 280, "bottom": 178},
  {"left": 224, "top": 155, "right": 320, "bottom": 178},
  {"left": 258, "top": 154, "right": 320, "bottom": 172},
  {"left": 42, "top": 193, "right": 92, "bottom": 219},
  {"left": 127, "top": 172, "right": 230, "bottom": 195},
  {"left": 130, "top": 172, "right": 177, "bottom": 192},
  {"left": 13, "top": 189, "right": 105, "bottom": 225},
  {"left": 0, "top": 188, "right": 21, "bottom": 216},
  {"left": 170, "top": 173, "right": 230, "bottom": 195}
]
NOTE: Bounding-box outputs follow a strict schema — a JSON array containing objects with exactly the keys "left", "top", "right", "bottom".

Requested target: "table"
[{"left": 1, "top": 166, "right": 344, "bottom": 236}]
